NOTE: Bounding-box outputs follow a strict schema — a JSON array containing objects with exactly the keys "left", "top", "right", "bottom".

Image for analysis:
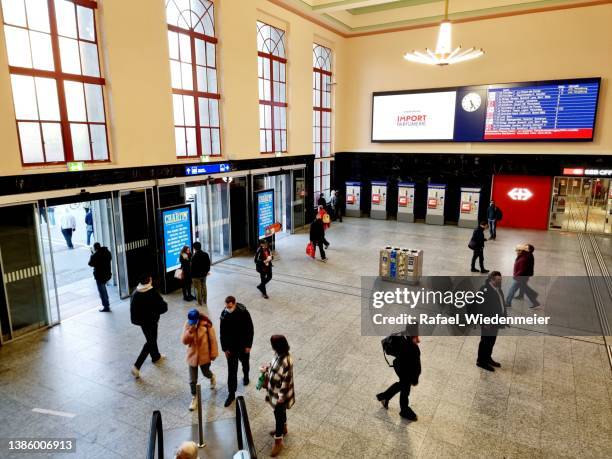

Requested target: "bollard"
[{"left": 196, "top": 383, "right": 206, "bottom": 448}]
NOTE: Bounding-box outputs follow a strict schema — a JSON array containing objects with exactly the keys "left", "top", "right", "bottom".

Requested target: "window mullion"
[
  {"left": 190, "top": 34, "right": 202, "bottom": 156},
  {"left": 269, "top": 57, "right": 275, "bottom": 153}
]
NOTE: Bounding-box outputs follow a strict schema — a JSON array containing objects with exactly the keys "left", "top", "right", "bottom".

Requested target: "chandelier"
[{"left": 403, "top": 0, "right": 484, "bottom": 66}]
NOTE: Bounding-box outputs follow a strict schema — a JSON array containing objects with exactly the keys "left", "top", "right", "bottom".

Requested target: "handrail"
[
  {"left": 147, "top": 410, "right": 164, "bottom": 459},
  {"left": 235, "top": 396, "right": 257, "bottom": 459}
]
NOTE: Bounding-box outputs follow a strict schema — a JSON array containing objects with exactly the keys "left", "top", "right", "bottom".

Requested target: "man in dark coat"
[
  {"left": 331, "top": 190, "right": 343, "bottom": 222},
  {"left": 376, "top": 330, "right": 421, "bottom": 421},
  {"left": 220, "top": 295, "right": 254, "bottom": 407},
  {"left": 130, "top": 274, "right": 168, "bottom": 378},
  {"left": 191, "top": 241, "right": 211, "bottom": 306},
  {"left": 309, "top": 214, "right": 327, "bottom": 262},
  {"left": 254, "top": 239, "right": 273, "bottom": 299},
  {"left": 476, "top": 271, "right": 506, "bottom": 372},
  {"left": 317, "top": 193, "right": 327, "bottom": 208},
  {"left": 506, "top": 244, "right": 539, "bottom": 308},
  {"left": 88, "top": 242, "right": 112, "bottom": 312},
  {"left": 487, "top": 200, "right": 501, "bottom": 240},
  {"left": 469, "top": 221, "right": 489, "bottom": 273}
]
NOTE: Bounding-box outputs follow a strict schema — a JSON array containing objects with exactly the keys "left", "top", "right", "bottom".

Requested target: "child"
[{"left": 182, "top": 309, "right": 218, "bottom": 411}]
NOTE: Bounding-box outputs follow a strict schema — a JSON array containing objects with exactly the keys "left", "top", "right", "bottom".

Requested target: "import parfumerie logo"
[{"left": 396, "top": 110, "right": 427, "bottom": 127}]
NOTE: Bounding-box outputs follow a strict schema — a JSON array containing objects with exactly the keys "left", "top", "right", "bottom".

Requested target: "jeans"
[
  {"left": 478, "top": 327, "right": 498, "bottom": 363},
  {"left": 189, "top": 363, "right": 213, "bottom": 395},
  {"left": 488, "top": 219, "right": 496, "bottom": 239},
  {"left": 182, "top": 276, "right": 193, "bottom": 299},
  {"left": 314, "top": 241, "right": 326, "bottom": 260},
  {"left": 273, "top": 403, "right": 287, "bottom": 437},
  {"left": 379, "top": 378, "right": 411, "bottom": 413},
  {"left": 61, "top": 228, "right": 74, "bottom": 248},
  {"left": 226, "top": 350, "right": 250, "bottom": 395},
  {"left": 471, "top": 248, "right": 484, "bottom": 270},
  {"left": 506, "top": 277, "right": 538, "bottom": 306},
  {"left": 135, "top": 322, "right": 161, "bottom": 369},
  {"left": 258, "top": 270, "right": 272, "bottom": 295},
  {"left": 86, "top": 227, "right": 94, "bottom": 245},
  {"left": 96, "top": 280, "right": 109, "bottom": 308},
  {"left": 192, "top": 277, "right": 207, "bottom": 305}
]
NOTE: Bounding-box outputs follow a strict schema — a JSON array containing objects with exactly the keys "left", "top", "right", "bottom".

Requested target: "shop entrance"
[{"left": 549, "top": 176, "right": 611, "bottom": 234}]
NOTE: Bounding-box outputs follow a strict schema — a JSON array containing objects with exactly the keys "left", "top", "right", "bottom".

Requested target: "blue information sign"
[
  {"left": 256, "top": 190, "right": 275, "bottom": 240},
  {"left": 162, "top": 206, "right": 192, "bottom": 272},
  {"left": 185, "top": 163, "right": 231, "bottom": 176}
]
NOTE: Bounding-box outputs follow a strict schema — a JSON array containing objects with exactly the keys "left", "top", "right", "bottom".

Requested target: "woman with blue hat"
[{"left": 182, "top": 308, "right": 219, "bottom": 411}]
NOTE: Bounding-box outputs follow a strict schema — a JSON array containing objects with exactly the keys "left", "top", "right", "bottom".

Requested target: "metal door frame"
[
  {"left": 207, "top": 179, "right": 232, "bottom": 264},
  {"left": 289, "top": 167, "right": 306, "bottom": 234}
]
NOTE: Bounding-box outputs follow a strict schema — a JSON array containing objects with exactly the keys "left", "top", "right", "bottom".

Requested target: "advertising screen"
[
  {"left": 372, "top": 91, "right": 457, "bottom": 141},
  {"left": 162, "top": 206, "right": 192, "bottom": 272},
  {"left": 256, "top": 189, "right": 276, "bottom": 239}
]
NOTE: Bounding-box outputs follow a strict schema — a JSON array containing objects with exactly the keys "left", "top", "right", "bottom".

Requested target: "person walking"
[
  {"left": 254, "top": 239, "right": 273, "bottom": 299},
  {"left": 60, "top": 208, "right": 76, "bottom": 249},
  {"left": 220, "top": 296, "right": 254, "bottom": 407},
  {"left": 469, "top": 221, "right": 489, "bottom": 274},
  {"left": 260, "top": 335, "right": 295, "bottom": 457},
  {"left": 182, "top": 308, "right": 218, "bottom": 411},
  {"left": 191, "top": 241, "right": 211, "bottom": 307},
  {"left": 376, "top": 331, "right": 421, "bottom": 421},
  {"left": 130, "top": 274, "right": 168, "bottom": 378},
  {"left": 88, "top": 242, "right": 112, "bottom": 312},
  {"left": 476, "top": 271, "right": 507, "bottom": 372},
  {"left": 506, "top": 244, "right": 540, "bottom": 308},
  {"left": 317, "top": 193, "right": 327, "bottom": 208},
  {"left": 84, "top": 207, "right": 94, "bottom": 245},
  {"left": 331, "top": 190, "right": 343, "bottom": 222},
  {"left": 487, "top": 200, "right": 502, "bottom": 240},
  {"left": 179, "top": 246, "right": 194, "bottom": 301},
  {"left": 310, "top": 214, "right": 328, "bottom": 262}
]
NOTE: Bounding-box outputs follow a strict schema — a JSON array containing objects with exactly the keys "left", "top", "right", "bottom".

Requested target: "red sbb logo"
[{"left": 508, "top": 188, "right": 533, "bottom": 201}]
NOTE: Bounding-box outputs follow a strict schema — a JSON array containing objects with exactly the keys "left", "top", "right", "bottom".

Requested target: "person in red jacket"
[{"left": 505, "top": 244, "right": 540, "bottom": 308}]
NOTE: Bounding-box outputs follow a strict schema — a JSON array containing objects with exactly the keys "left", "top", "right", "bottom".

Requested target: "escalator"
[{"left": 147, "top": 396, "right": 257, "bottom": 459}]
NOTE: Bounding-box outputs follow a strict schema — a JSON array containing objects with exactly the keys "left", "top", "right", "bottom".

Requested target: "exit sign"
[{"left": 67, "top": 162, "right": 85, "bottom": 172}]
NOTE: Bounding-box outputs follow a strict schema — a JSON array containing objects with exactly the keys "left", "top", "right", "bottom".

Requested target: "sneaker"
[
  {"left": 399, "top": 407, "right": 418, "bottom": 421},
  {"left": 476, "top": 361, "right": 495, "bottom": 372},
  {"left": 210, "top": 373, "right": 216, "bottom": 389},
  {"left": 99, "top": 307, "right": 111, "bottom": 312},
  {"left": 470, "top": 268, "right": 480, "bottom": 273},
  {"left": 480, "top": 269, "right": 490, "bottom": 274},
  {"left": 152, "top": 354, "right": 166, "bottom": 364},
  {"left": 489, "top": 359, "right": 501, "bottom": 368},
  {"left": 189, "top": 396, "right": 197, "bottom": 411},
  {"left": 263, "top": 294, "right": 269, "bottom": 299},
  {"left": 376, "top": 393, "right": 389, "bottom": 410},
  {"left": 131, "top": 366, "right": 140, "bottom": 379},
  {"left": 320, "top": 258, "right": 328, "bottom": 262},
  {"left": 224, "top": 394, "right": 235, "bottom": 407},
  {"left": 529, "top": 301, "right": 541, "bottom": 309}
]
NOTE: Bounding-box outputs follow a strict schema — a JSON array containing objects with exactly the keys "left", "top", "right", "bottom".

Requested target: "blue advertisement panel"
[
  {"left": 162, "top": 206, "right": 192, "bottom": 272},
  {"left": 256, "top": 189, "right": 275, "bottom": 240}
]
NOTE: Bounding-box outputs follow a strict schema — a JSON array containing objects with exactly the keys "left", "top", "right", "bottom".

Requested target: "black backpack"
[
  {"left": 495, "top": 208, "right": 503, "bottom": 221},
  {"left": 381, "top": 333, "right": 404, "bottom": 367}
]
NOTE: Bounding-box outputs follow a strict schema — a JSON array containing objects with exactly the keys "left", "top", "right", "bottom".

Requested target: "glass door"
[
  {"left": 38, "top": 203, "right": 60, "bottom": 325},
  {"left": 586, "top": 178, "right": 610, "bottom": 233},
  {"left": 291, "top": 169, "right": 306, "bottom": 230},
  {"left": 186, "top": 183, "right": 211, "bottom": 252},
  {"left": 209, "top": 180, "right": 231, "bottom": 261}
]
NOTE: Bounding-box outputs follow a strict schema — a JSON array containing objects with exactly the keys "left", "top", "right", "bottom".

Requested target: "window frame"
[
  {"left": 313, "top": 43, "right": 332, "bottom": 160},
  {"left": 3, "top": 0, "right": 110, "bottom": 166}
]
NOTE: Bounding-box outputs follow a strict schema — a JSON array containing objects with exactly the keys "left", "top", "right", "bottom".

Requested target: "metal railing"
[
  {"left": 147, "top": 410, "right": 164, "bottom": 459},
  {"left": 235, "top": 396, "right": 257, "bottom": 459}
]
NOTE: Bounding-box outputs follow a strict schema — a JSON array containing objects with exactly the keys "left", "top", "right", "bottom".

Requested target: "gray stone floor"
[{"left": 0, "top": 219, "right": 611, "bottom": 458}]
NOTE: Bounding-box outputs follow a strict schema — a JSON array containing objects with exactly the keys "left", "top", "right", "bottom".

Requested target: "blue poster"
[
  {"left": 256, "top": 189, "right": 275, "bottom": 239},
  {"left": 162, "top": 206, "right": 192, "bottom": 272}
]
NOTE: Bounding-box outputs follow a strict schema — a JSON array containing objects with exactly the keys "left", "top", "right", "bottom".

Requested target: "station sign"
[
  {"left": 562, "top": 167, "right": 612, "bottom": 177},
  {"left": 185, "top": 163, "right": 231, "bottom": 176}
]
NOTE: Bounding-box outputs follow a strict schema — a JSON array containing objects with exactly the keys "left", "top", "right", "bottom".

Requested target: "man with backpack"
[
  {"left": 376, "top": 327, "right": 421, "bottom": 421},
  {"left": 469, "top": 221, "right": 489, "bottom": 274},
  {"left": 487, "top": 200, "right": 502, "bottom": 240}
]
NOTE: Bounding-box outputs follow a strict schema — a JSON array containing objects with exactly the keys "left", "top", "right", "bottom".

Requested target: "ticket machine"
[
  {"left": 458, "top": 187, "right": 481, "bottom": 228},
  {"left": 397, "top": 182, "right": 415, "bottom": 223},
  {"left": 426, "top": 184, "right": 446, "bottom": 225},
  {"left": 370, "top": 181, "right": 387, "bottom": 220},
  {"left": 345, "top": 181, "right": 361, "bottom": 217}
]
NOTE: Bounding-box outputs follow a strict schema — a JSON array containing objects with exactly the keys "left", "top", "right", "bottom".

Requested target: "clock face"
[{"left": 462, "top": 92, "right": 482, "bottom": 112}]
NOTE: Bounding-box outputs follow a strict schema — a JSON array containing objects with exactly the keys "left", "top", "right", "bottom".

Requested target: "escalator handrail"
[
  {"left": 147, "top": 410, "right": 164, "bottom": 459},
  {"left": 235, "top": 396, "right": 257, "bottom": 459}
]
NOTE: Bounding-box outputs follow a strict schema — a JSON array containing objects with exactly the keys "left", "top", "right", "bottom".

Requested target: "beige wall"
[
  {"left": 0, "top": 0, "right": 345, "bottom": 177},
  {"left": 335, "top": 4, "right": 612, "bottom": 156}
]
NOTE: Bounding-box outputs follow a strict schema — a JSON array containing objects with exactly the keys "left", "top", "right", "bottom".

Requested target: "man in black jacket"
[
  {"left": 88, "top": 242, "right": 112, "bottom": 312},
  {"left": 191, "top": 241, "right": 211, "bottom": 306},
  {"left": 469, "top": 221, "right": 489, "bottom": 274},
  {"left": 220, "top": 295, "right": 254, "bottom": 407},
  {"left": 376, "top": 330, "right": 421, "bottom": 421},
  {"left": 309, "top": 214, "right": 327, "bottom": 262},
  {"left": 130, "top": 274, "right": 168, "bottom": 378},
  {"left": 477, "top": 271, "right": 506, "bottom": 372}
]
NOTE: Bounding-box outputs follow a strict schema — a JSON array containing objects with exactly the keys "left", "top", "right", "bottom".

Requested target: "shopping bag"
[
  {"left": 174, "top": 268, "right": 184, "bottom": 280},
  {"left": 322, "top": 213, "right": 331, "bottom": 224},
  {"left": 306, "top": 242, "right": 315, "bottom": 258}
]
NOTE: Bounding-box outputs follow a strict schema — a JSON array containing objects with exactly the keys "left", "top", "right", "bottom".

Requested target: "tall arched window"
[
  {"left": 257, "top": 21, "right": 287, "bottom": 154},
  {"left": 1, "top": 0, "right": 109, "bottom": 165},
  {"left": 313, "top": 43, "right": 332, "bottom": 199},
  {"left": 166, "top": 0, "right": 220, "bottom": 157}
]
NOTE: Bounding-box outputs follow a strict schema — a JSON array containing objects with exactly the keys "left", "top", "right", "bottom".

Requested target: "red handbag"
[{"left": 306, "top": 242, "right": 315, "bottom": 258}]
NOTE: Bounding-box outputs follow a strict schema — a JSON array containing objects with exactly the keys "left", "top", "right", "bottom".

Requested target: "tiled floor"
[{"left": 0, "top": 219, "right": 611, "bottom": 458}]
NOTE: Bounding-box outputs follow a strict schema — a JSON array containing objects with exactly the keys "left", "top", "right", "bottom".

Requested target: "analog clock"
[{"left": 461, "top": 92, "right": 482, "bottom": 112}]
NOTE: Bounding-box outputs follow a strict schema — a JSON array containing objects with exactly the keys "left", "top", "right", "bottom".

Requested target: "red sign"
[
  {"left": 492, "top": 175, "right": 552, "bottom": 230},
  {"left": 346, "top": 194, "right": 355, "bottom": 204},
  {"left": 398, "top": 196, "right": 408, "bottom": 207},
  {"left": 427, "top": 198, "right": 438, "bottom": 209},
  {"left": 563, "top": 167, "right": 584, "bottom": 176},
  {"left": 264, "top": 222, "right": 282, "bottom": 237},
  {"left": 460, "top": 202, "right": 472, "bottom": 213},
  {"left": 372, "top": 194, "right": 380, "bottom": 204}
]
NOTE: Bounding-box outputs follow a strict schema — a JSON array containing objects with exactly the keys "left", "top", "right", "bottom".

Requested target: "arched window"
[
  {"left": 313, "top": 44, "right": 332, "bottom": 199},
  {"left": 1, "top": 0, "right": 109, "bottom": 165},
  {"left": 166, "top": 0, "right": 220, "bottom": 157},
  {"left": 257, "top": 21, "right": 287, "bottom": 154}
]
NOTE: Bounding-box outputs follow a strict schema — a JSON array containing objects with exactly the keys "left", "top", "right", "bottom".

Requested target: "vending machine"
[
  {"left": 426, "top": 184, "right": 446, "bottom": 225},
  {"left": 345, "top": 181, "right": 361, "bottom": 217},
  {"left": 397, "top": 182, "right": 415, "bottom": 223},
  {"left": 379, "top": 247, "right": 423, "bottom": 285},
  {"left": 370, "top": 181, "right": 387, "bottom": 220},
  {"left": 458, "top": 187, "right": 481, "bottom": 228}
]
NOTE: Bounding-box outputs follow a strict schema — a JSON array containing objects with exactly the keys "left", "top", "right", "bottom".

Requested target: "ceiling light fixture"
[{"left": 403, "top": 0, "right": 484, "bottom": 66}]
